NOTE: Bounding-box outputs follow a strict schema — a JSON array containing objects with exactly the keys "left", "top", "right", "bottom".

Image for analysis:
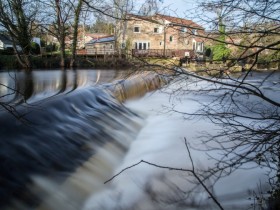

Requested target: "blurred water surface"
[
  {"left": 0, "top": 69, "right": 130, "bottom": 104},
  {"left": 0, "top": 69, "right": 149, "bottom": 209},
  {"left": 0, "top": 69, "right": 279, "bottom": 210}
]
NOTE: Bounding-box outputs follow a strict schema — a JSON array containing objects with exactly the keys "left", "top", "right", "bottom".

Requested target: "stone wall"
[{"left": 123, "top": 17, "right": 194, "bottom": 51}]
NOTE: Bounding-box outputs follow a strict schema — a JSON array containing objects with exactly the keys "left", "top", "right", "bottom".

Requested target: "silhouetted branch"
[{"left": 105, "top": 138, "right": 224, "bottom": 210}]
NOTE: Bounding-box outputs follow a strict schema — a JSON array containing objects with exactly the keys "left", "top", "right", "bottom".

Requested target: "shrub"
[{"left": 31, "top": 42, "right": 40, "bottom": 55}]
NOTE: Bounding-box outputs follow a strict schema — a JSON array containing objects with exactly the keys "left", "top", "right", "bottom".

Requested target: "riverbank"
[
  {"left": 1, "top": 54, "right": 279, "bottom": 74},
  {"left": 183, "top": 61, "right": 280, "bottom": 73},
  {"left": 0, "top": 55, "right": 133, "bottom": 70}
]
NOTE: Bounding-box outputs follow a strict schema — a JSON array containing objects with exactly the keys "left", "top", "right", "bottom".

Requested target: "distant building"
[
  {"left": 118, "top": 14, "right": 205, "bottom": 58},
  {"left": 85, "top": 36, "right": 115, "bottom": 55},
  {"left": 0, "top": 34, "right": 14, "bottom": 50},
  {"left": 0, "top": 34, "right": 21, "bottom": 51},
  {"left": 77, "top": 33, "right": 111, "bottom": 49}
]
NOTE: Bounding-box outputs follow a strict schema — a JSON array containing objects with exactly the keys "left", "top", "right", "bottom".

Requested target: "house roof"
[
  {"left": 155, "top": 14, "right": 204, "bottom": 29},
  {"left": 127, "top": 14, "right": 160, "bottom": 24},
  {"left": 85, "top": 33, "right": 111, "bottom": 39},
  {"left": 0, "top": 34, "right": 13, "bottom": 45},
  {"left": 127, "top": 13, "right": 204, "bottom": 30},
  {"left": 87, "top": 36, "right": 115, "bottom": 44}
]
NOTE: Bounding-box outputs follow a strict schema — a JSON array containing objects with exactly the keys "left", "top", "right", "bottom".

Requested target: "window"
[
  {"left": 134, "top": 41, "right": 150, "bottom": 50},
  {"left": 169, "top": 36, "right": 173, "bottom": 42},
  {"left": 154, "top": 27, "right": 159, "bottom": 33},
  {"left": 193, "top": 42, "right": 196, "bottom": 51},
  {"left": 196, "top": 42, "right": 203, "bottom": 52},
  {"left": 160, "top": 41, "right": 162, "bottom": 46},
  {"left": 143, "top": 43, "right": 147, "bottom": 50},
  {"left": 134, "top": 26, "right": 140, "bottom": 33}
]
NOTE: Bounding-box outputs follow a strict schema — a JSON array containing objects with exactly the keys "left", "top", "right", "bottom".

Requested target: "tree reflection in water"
[{"left": 0, "top": 69, "right": 121, "bottom": 105}]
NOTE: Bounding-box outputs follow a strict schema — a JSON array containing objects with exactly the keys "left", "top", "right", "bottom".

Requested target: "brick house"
[{"left": 118, "top": 14, "right": 205, "bottom": 58}]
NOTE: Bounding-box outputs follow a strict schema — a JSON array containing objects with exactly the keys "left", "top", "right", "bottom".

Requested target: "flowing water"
[
  {"left": 0, "top": 69, "right": 279, "bottom": 210},
  {"left": 0, "top": 69, "right": 168, "bottom": 210}
]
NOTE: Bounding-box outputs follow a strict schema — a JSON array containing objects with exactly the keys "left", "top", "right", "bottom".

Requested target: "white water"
[{"left": 83, "top": 78, "right": 273, "bottom": 210}]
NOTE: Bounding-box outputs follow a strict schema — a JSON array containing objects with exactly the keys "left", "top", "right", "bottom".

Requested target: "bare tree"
[
  {"left": 105, "top": 138, "right": 224, "bottom": 210},
  {"left": 84, "top": 0, "right": 134, "bottom": 51},
  {"left": 39, "top": 0, "right": 73, "bottom": 67},
  {"left": 0, "top": 0, "right": 39, "bottom": 70},
  {"left": 160, "top": 0, "right": 280, "bottom": 206},
  {"left": 102, "top": 0, "right": 280, "bottom": 207},
  {"left": 53, "top": 0, "right": 70, "bottom": 67},
  {"left": 138, "top": 0, "right": 163, "bottom": 16},
  {"left": 70, "top": 0, "right": 83, "bottom": 67}
]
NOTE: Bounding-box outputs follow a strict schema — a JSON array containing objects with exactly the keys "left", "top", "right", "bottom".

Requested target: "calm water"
[{"left": 0, "top": 69, "right": 128, "bottom": 104}]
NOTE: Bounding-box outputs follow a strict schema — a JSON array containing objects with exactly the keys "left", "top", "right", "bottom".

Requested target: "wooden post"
[{"left": 163, "top": 26, "right": 166, "bottom": 58}]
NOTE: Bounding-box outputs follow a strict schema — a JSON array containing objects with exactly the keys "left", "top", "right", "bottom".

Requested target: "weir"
[{"left": 0, "top": 71, "right": 168, "bottom": 210}]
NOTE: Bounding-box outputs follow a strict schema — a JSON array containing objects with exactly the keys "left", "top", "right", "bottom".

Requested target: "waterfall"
[{"left": 0, "top": 71, "right": 167, "bottom": 210}]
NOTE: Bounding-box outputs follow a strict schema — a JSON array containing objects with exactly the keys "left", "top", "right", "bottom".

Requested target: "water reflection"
[{"left": 0, "top": 69, "right": 121, "bottom": 105}]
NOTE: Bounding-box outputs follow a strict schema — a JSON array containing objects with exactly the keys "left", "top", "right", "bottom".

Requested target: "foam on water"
[
  {"left": 83, "top": 76, "right": 274, "bottom": 210},
  {"left": 1, "top": 70, "right": 277, "bottom": 209}
]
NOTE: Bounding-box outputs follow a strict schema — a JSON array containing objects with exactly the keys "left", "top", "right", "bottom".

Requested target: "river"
[
  {"left": 0, "top": 69, "right": 279, "bottom": 210},
  {"left": 0, "top": 69, "right": 129, "bottom": 104}
]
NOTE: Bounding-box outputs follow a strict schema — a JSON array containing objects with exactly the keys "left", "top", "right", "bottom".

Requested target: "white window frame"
[
  {"left": 134, "top": 26, "right": 141, "bottom": 33},
  {"left": 134, "top": 41, "right": 150, "bottom": 50},
  {"left": 196, "top": 42, "right": 203, "bottom": 52}
]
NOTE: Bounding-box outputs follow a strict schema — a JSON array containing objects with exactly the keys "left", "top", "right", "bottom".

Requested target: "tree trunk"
[
  {"left": 59, "top": 39, "right": 66, "bottom": 67},
  {"left": 55, "top": 0, "right": 66, "bottom": 68},
  {"left": 13, "top": 42, "right": 32, "bottom": 71},
  {"left": 70, "top": 0, "right": 83, "bottom": 68},
  {"left": 23, "top": 55, "right": 32, "bottom": 71}
]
